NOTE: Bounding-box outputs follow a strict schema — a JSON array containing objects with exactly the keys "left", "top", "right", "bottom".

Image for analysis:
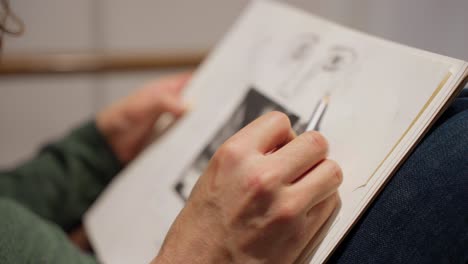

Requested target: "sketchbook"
[{"left": 84, "top": 1, "right": 468, "bottom": 263}]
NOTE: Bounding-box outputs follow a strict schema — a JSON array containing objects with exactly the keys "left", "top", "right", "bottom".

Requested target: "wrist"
[
  {"left": 154, "top": 247, "right": 233, "bottom": 264},
  {"left": 153, "top": 216, "right": 233, "bottom": 263}
]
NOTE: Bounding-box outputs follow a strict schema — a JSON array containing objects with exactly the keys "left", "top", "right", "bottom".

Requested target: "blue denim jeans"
[{"left": 329, "top": 89, "right": 468, "bottom": 264}]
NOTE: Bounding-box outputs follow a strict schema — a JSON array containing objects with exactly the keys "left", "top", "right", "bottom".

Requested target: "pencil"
[{"left": 305, "top": 95, "right": 329, "bottom": 132}]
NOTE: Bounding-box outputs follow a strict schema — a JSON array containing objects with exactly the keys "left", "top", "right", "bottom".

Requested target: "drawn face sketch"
[
  {"left": 296, "top": 45, "right": 358, "bottom": 97},
  {"left": 274, "top": 45, "right": 357, "bottom": 133},
  {"left": 250, "top": 33, "right": 319, "bottom": 98},
  {"left": 322, "top": 46, "right": 357, "bottom": 73}
]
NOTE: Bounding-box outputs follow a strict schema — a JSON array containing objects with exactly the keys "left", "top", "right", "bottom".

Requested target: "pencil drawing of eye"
[
  {"left": 322, "top": 46, "right": 357, "bottom": 72},
  {"left": 280, "top": 33, "right": 319, "bottom": 65},
  {"left": 249, "top": 35, "right": 273, "bottom": 64}
]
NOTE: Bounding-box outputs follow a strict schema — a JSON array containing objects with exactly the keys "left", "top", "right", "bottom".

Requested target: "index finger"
[{"left": 231, "top": 111, "right": 296, "bottom": 154}]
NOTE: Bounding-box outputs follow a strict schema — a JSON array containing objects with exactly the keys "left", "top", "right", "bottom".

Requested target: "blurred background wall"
[{"left": 1, "top": 0, "right": 468, "bottom": 167}]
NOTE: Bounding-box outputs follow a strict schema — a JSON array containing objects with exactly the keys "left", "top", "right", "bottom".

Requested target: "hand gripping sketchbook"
[{"left": 84, "top": 1, "right": 468, "bottom": 263}]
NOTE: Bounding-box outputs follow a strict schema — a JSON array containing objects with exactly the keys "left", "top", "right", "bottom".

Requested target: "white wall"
[{"left": 1, "top": 0, "right": 468, "bottom": 166}]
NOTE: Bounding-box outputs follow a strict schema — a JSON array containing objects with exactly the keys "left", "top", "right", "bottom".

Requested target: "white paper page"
[{"left": 84, "top": 1, "right": 466, "bottom": 263}]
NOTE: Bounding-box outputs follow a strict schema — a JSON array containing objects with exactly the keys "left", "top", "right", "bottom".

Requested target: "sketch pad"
[{"left": 84, "top": 1, "right": 468, "bottom": 263}]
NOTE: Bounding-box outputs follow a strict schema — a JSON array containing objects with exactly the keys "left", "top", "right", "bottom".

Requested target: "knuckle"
[
  {"left": 267, "top": 111, "right": 292, "bottom": 130},
  {"left": 214, "top": 140, "right": 244, "bottom": 166},
  {"left": 301, "top": 131, "right": 329, "bottom": 154},
  {"left": 325, "top": 160, "right": 343, "bottom": 186},
  {"left": 245, "top": 168, "right": 277, "bottom": 195},
  {"left": 275, "top": 201, "right": 301, "bottom": 222}
]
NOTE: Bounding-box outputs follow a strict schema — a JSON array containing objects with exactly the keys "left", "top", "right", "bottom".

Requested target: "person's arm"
[
  {"left": 0, "top": 198, "right": 99, "bottom": 264},
  {"left": 0, "top": 121, "right": 121, "bottom": 230},
  {"left": 0, "top": 73, "right": 190, "bottom": 263},
  {"left": 0, "top": 73, "right": 190, "bottom": 231}
]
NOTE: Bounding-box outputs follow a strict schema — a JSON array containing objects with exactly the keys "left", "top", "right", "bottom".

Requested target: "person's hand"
[
  {"left": 97, "top": 73, "right": 191, "bottom": 163},
  {"left": 153, "top": 112, "right": 342, "bottom": 264}
]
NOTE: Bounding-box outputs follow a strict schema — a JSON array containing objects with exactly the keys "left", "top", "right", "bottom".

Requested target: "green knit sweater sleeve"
[
  {"left": 0, "top": 121, "right": 122, "bottom": 230},
  {"left": 0, "top": 198, "right": 99, "bottom": 264}
]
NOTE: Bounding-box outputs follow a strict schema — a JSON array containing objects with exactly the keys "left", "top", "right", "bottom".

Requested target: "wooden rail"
[{"left": 0, "top": 51, "right": 206, "bottom": 75}]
